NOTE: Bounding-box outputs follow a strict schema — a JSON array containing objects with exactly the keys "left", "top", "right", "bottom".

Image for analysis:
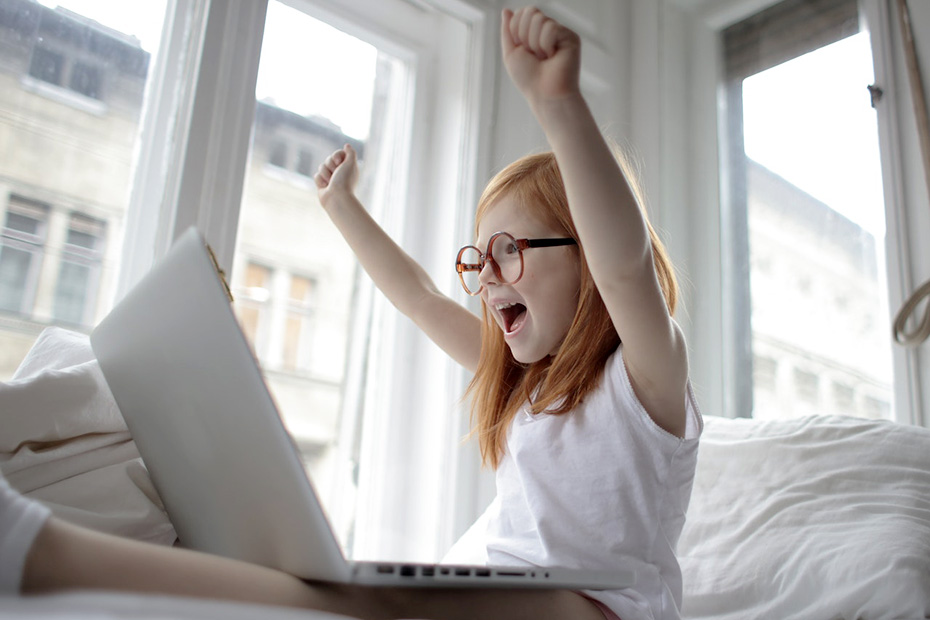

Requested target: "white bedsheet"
[
  {"left": 0, "top": 592, "right": 354, "bottom": 620},
  {"left": 679, "top": 414, "right": 930, "bottom": 620},
  {"left": 0, "top": 327, "right": 176, "bottom": 545}
]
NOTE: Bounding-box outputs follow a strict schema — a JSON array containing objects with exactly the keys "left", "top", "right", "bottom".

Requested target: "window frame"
[
  {"left": 656, "top": 0, "right": 924, "bottom": 426},
  {"left": 117, "top": 0, "right": 497, "bottom": 561}
]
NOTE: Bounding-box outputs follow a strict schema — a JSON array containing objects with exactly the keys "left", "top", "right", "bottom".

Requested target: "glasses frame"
[{"left": 455, "top": 231, "right": 577, "bottom": 296}]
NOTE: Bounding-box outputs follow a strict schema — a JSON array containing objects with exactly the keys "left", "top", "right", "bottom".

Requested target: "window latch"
[{"left": 867, "top": 84, "right": 884, "bottom": 109}]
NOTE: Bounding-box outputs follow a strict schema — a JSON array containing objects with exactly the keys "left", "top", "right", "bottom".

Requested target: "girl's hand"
[
  {"left": 315, "top": 144, "right": 359, "bottom": 208},
  {"left": 501, "top": 7, "right": 581, "bottom": 109}
]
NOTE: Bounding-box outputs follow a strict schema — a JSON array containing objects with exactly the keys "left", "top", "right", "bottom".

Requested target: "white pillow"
[
  {"left": 679, "top": 414, "right": 930, "bottom": 620},
  {"left": 0, "top": 327, "right": 177, "bottom": 546}
]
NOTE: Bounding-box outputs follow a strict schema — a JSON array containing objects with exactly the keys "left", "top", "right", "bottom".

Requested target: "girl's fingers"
[
  {"left": 516, "top": 7, "right": 533, "bottom": 50},
  {"left": 501, "top": 8, "right": 516, "bottom": 53},
  {"left": 527, "top": 10, "right": 546, "bottom": 58},
  {"left": 539, "top": 19, "right": 559, "bottom": 58},
  {"left": 314, "top": 165, "right": 331, "bottom": 188},
  {"left": 508, "top": 6, "right": 562, "bottom": 60}
]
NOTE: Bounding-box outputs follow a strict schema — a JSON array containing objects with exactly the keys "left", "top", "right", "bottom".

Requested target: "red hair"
[{"left": 466, "top": 151, "right": 678, "bottom": 468}]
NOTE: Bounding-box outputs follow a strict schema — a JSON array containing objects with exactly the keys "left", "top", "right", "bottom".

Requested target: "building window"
[
  {"left": 794, "top": 368, "right": 820, "bottom": 405},
  {"left": 863, "top": 396, "right": 890, "bottom": 420},
  {"left": 295, "top": 148, "right": 314, "bottom": 178},
  {"left": 833, "top": 381, "right": 855, "bottom": 413},
  {"left": 722, "top": 0, "right": 894, "bottom": 421},
  {"left": 753, "top": 355, "right": 777, "bottom": 392},
  {"left": 236, "top": 261, "right": 272, "bottom": 350},
  {"left": 282, "top": 274, "right": 315, "bottom": 372},
  {"left": 0, "top": 197, "right": 49, "bottom": 316},
  {"left": 28, "top": 45, "right": 105, "bottom": 101},
  {"left": 28, "top": 46, "right": 65, "bottom": 86},
  {"left": 52, "top": 213, "right": 106, "bottom": 326},
  {"left": 235, "top": 262, "right": 318, "bottom": 375},
  {"left": 69, "top": 62, "right": 102, "bottom": 100},
  {"left": 268, "top": 141, "right": 288, "bottom": 169}
]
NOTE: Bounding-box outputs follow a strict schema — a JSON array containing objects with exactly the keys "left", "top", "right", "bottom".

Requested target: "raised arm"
[
  {"left": 501, "top": 7, "right": 688, "bottom": 436},
  {"left": 315, "top": 145, "right": 481, "bottom": 372}
]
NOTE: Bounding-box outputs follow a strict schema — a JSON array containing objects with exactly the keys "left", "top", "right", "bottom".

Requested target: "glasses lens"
[
  {"left": 490, "top": 233, "right": 522, "bottom": 284},
  {"left": 458, "top": 246, "right": 483, "bottom": 294}
]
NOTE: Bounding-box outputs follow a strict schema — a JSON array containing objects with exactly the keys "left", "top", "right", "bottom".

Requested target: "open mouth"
[{"left": 496, "top": 302, "right": 527, "bottom": 334}]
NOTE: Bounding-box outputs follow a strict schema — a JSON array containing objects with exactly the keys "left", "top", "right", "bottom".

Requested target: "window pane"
[
  {"left": 53, "top": 261, "right": 91, "bottom": 324},
  {"left": 0, "top": 0, "right": 168, "bottom": 378},
  {"left": 28, "top": 46, "right": 64, "bottom": 85},
  {"left": 232, "top": 0, "right": 408, "bottom": 554},
  {"left": 0, "top": 247, "right": 33, "bottom": 313},
  {"left": 728, "top": 6, "right": 894, "bottom": 421}
]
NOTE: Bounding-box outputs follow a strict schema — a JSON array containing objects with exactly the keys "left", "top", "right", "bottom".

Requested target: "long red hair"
[{"left": 466, "top": 151, "right": 678, "bottom": 468}]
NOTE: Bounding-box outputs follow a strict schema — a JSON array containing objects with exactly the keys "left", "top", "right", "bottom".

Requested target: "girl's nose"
[{"left": 477, "top": 258, "right": 499, "bottom": 288}]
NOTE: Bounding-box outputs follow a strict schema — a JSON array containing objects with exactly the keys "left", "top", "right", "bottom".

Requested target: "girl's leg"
[
  {"left": 23, "top": 517, "right": 324, "bottom": 608},
  {"left": 24, "top": 517, "right": 609, "bottom": 620}
]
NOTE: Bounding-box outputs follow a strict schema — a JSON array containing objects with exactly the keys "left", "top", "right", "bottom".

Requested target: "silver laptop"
[{"left": 90, "top": 226, "right": 634, "bottom": 590}]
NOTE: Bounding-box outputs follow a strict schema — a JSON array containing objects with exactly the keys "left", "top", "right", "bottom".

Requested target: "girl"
[
  {"left": 314, "top": 6, "right": 702, "bottom": 620},
  {"left": 8, "top": 7, "right": 699, "bottom": 620}
]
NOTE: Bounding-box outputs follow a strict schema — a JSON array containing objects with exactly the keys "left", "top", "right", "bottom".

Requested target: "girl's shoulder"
[{"left": 598, "top": 345, "right": 703, "bottom": 445}]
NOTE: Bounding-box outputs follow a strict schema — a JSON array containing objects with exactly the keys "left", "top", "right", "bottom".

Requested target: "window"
[
  {"left": 0, "top": 197, "right": 49, "bottom": 316},
  {"left": 794, "top": 368, "right": 820, "bottom": 405},
  {"left": 0, "top": 0, "right": 168, "bottom": 377},
  {"left": 833, "top": 381, "right": 855, "bottom": 411},
  {"left": 753, "top": 355, "right": 777, "bottom": 392},
  {"left": 722, "top": 0, "right": 894, "bottom": 421},
  {"left": 232, "top": 0, "right": 398, "bottom": 553},
  {"left": 282, "top": 274, "right": 316, "bottom": 372},
  {"left": 69, "top": 61, "right": 102, "bottom": 99},
  {"left": 220, "top": 0, "right": 481, "bottom": 563},
  {"left": 236, "top": 262, "right": 272, "bottom": 350},
  {"left": 53, "top": 214, "right": 107, "bottom": 326},
  {"left": 295, "top": 148, "right": 314, "bottom": 178},
  {"left": 27, "top": 44, "right": 106, "bottom": 102},
  {"left": 268, "top": 140, "right": 288, "bottom": 169},
  {"left": 234, "top": 262, "right": 317, "bottom": 374},
  {"left": 2, "top": 0, "right": 486, "bottom": 564},
  {"left": 28, "top": 46, "right": 64, "bottom": 85}
]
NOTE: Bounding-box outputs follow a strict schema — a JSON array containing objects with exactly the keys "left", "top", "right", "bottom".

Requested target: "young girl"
[
  {"left": 314, "top": 6, "right": 702, "bottom": 620},
  {"left": 7, "top": 7, "right": 699, "bottom": 620}
]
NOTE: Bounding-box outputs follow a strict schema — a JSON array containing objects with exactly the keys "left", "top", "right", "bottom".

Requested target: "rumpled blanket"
[
  {"left": 0, "top": 327, "right": 176, "bottom": 546},
  {"left": 679, "top": 414, "right": 930, "bottom": 620}
]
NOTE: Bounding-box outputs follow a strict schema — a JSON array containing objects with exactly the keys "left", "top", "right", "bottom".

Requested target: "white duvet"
[
  {"left": 679, "top": 414, "right": 930, "bottom": 620},
  {"left": 0, "top": 327, "right": 176, "bottom": 546}
]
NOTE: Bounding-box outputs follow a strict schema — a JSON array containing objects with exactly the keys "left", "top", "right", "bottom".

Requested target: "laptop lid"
[{"left": 91, "top": 227, "right": 352, "bottom": 582}]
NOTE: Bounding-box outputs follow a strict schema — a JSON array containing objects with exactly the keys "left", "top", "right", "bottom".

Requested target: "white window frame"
[
  {"left": 656, "top": 0, "right": 927, "bottom": 427},
  {"left": 118, "top": 0, "right": 498, "bottom": 561}
]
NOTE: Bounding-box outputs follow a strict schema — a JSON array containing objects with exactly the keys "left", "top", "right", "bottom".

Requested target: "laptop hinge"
[{"left": 204, "top": 242, "right": 234, "bottom": 303}]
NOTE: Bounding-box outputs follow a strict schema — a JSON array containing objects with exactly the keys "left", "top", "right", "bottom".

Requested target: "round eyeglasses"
[{"left": 455, "top": 231, "right": 577, "bottom": 296}]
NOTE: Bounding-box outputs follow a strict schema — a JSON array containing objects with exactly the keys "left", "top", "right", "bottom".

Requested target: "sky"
[
  {"left": 253, "top": 2, "right": 377, "bottom": 140},
  {"left": 38, "top": 0, "right": 378, "bottom": 140},
  {"left": 743, "top": 32, "right": 886, "bottom": 235}
]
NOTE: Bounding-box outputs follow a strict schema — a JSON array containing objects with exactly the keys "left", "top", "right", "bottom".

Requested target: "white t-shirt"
[
  {"left": 484, "top": 347, "right": 703, "bottom": 620},
  {"left": 0, "top": 471, "right": 51, "bottom": 593}
]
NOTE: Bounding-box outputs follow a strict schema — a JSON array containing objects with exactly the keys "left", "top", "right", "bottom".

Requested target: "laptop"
[{"left": 90, "top": 226, "right": 634, "bottom": 590}]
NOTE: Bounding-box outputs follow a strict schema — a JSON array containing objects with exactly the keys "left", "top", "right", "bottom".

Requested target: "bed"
[{"left": 2, "top": 327, "right": 929, "bottom": 619}]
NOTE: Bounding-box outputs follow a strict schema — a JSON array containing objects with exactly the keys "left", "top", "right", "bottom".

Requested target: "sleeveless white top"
[
  {"left": 0, "top": 472, "right": 51, "bottom": 593},
  {"left": 484, "top": 347, "right": 703, "bottom": 620}
]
